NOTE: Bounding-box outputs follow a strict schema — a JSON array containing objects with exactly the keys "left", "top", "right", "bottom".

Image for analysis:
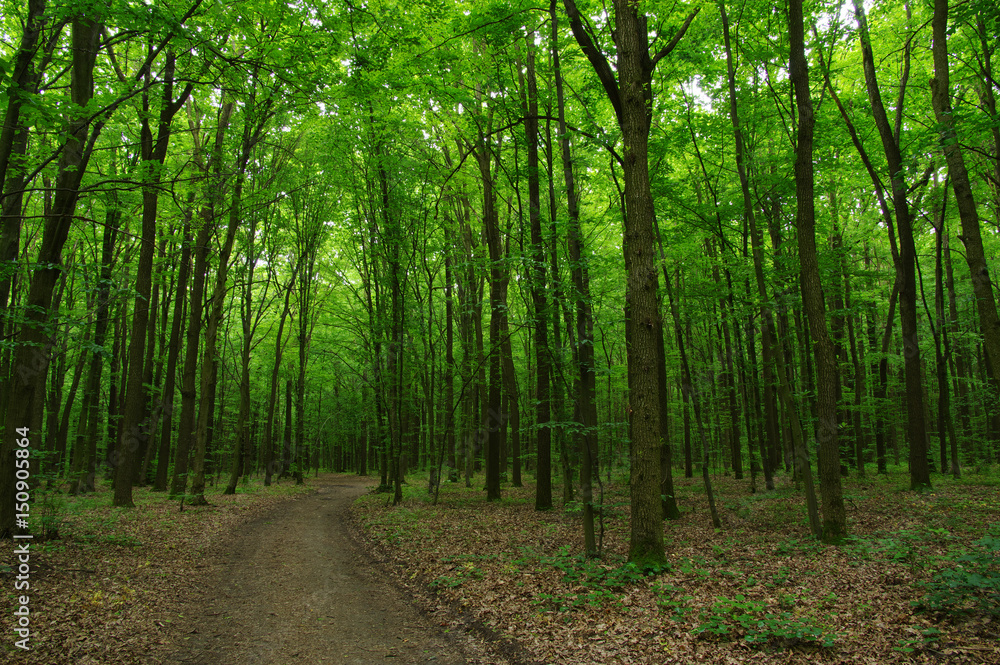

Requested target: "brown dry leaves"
[
  {"left": 352, "top": 471, "right": 1000, "bottom": 665},
  {"left": 0, "top": 478, "right": 312, "bottom": 664}
]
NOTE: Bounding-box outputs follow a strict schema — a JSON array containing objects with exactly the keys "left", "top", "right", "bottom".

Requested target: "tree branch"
[
  {"left": 561, "top": 0, "right": 622, "bottom": 123},
  {"left": 649, "top": 9, "right": 700, "bottom": 71}
]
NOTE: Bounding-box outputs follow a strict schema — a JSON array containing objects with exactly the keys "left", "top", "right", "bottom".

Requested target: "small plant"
[
  {"left": 774, "top": 536, "right": 823, "bottom": 557},
  {"left": 38, "top": 486, "right": 67, "bottom": 541},
  {"left": 652, "top": 582, "right": 694, "bottom": 621},
  {"left": 693, "top": 594, "right": 837, "bottom": 648},
  {"left": 769, "top": 565, "right": 792, "bottom": 587},
  {"left": 914, "top": 531, "right": 1000, "bottom": 617},
  {"left": 676, "top": 556, "right": 712, "bottom": 579},
  {"left": 523, "top": 551, "right": 666, "bottom": 612},
  {"left": 895, "top": 627, "right": 942, "bottom": 653},
  {"left": 429, "top": 562, "right": 482, "bottom": 590}
]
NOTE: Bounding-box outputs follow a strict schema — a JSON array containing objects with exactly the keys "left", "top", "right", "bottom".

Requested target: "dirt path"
[{"left": 152, "top": 475, "right": 476, "bottom": 665}]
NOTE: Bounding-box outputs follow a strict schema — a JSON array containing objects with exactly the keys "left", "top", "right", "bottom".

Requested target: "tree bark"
[
  {"left": 170, "top": 98, "right": 233, "bottom": 498},
  {"left": 524, "top": 36, "right": 551, "bottom": 510},
  {"left": 789, "top": 0, "right": 846, "bottom": 542},
  {"left": 562, "top": 0, "right": 697, "bottom": 567},
  {"left": 1, "top": 14, "right": 103, "bottom": 535},
  {"left": 552, "top": 0, "right": 598, "bottom": 551},
  {"left": 930, "top": 0, "right": 1000, "bottom": 401},
  {"left": 852, "top": 0, "right": 930, "bottom": 490},
  {"left": 154, "top": 211, "right": 191, "bottom": 491}
]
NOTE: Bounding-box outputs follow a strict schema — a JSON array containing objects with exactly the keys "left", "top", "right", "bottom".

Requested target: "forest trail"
[{"left": 152, "top": 476, "right": 472, "bottom": 665}]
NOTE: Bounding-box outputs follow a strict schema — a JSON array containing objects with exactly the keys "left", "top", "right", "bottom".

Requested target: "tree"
[
  {"left": 114, "top": 49, "right": 194, "bottom": 507},
  {"left": 1, "top": 10, "right": 106, "bottom": 536},
  {"left": 788, "top": 0, "right": 846, "bottom": 543},
  {"left": 850, "top": 0, "right": 930, "bottom": 491},
  {"left": 930, "top": 0, "right": 1000, "bottom": 403},
  {"left": 562, "top": 0, "right": 698, "bottom": 565}
]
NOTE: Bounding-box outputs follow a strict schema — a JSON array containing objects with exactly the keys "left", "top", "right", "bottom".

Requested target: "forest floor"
[
  {"left": 353, "top": 465, "right": 1000, "bottom": 665},
  {"left": 0, "top": 473, "right": 505, "bottom": 664},
  {"left": 1, "top": 467, "right": 998, "bottom": 664}
]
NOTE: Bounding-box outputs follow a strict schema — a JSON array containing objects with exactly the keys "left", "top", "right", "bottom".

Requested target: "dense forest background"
[{"left": 1, "top": 0, "right": 999, "bottom": 562}]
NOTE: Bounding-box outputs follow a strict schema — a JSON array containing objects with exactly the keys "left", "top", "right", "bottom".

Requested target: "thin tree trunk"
[
  {"left": 931, "top": 0, "right": 1000, "bottom": 399},
  {"left": 154, "top": 212, "right": 191, "bottom": 491},
  {"left": 69, "top": 210, "right": 119, "bottom": 493},
  {"left": 852, "top": 0, "right": 930, "bottom": 490},
  {"left": 190, "top": 100, "right": 253, "bottom": 505},
  {"left": 663, "top": 271, "right": 719, "bottom": 529},
  {"left": 552, "top": 0, "right": 597, "bottom": 551},
  {"left": 524, "top": 35, "right": 551, "bottom": 510}
]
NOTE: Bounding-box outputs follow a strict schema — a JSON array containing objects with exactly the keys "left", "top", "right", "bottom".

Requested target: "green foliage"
[
  {"left": 693, "top": 594, "right": 838, "bottom": 648},
  {"left": 429, "top": 562, "right": 483, "bottom": 590},
  {"left": 895, "top": 627, "right": 942, "bottom": 654},
  {"left": 518, "top": 546, "right": 664, "bottom": 612},
  {"left": 774, "top": 536, "right": 824, "bottom": 557},
  {"left": 674, "top": 555, "right": 712, "bottom": 579},
  {"left": 651, "top": 582, "right": 695, "bottom": 621},
  {"left": 914, "top": 530, "right": 1000, "bottom": 617}
]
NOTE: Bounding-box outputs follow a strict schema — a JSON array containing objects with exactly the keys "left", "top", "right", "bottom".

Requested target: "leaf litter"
[{"left": 352, "top": 469, "right": 1000, "bottom": 664}]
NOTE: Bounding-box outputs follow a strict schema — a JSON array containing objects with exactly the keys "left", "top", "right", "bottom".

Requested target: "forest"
[{"left": 1, "top": 0, "right": 999, "bottom": 661}]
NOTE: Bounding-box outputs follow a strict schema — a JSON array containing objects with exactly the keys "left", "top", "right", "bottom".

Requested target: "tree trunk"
[
  {"left": 483, "top": 61, "right": 508, "bottom": 502},
  {"left": 69, "top": 210, "right": 119, "bottom": 493},
  {"left": 852, "top": 0, "right": 931, "bottom": 490},
  {"left": 563, "top": 0, "right": 697, "bottom": 567},
  {"left": 930, "top": 0, "right": 1000, "bottom": 401},
  {"left": 1, "top": 14, "right": 103, "bottom": 535},
  {"left": 789, "top": 0, "right": 846, "bottom": 542},
  {"left": 263, "top": 267, "right": 295, "bottom": 486},
  {"left": 0, "top": 0, "right": 47, "bottom": 332},
  {"left": 154, "top": 211, "right": 192, "bottom": 491},
  {"left": 552, "top": 0, "right": 597, "bottom": 551},
  {"left": 190, "top": 100, "right": 254, "bottom": 505},
  {"left": 525, "top": 39, "right": 551, "bottom": 510}
]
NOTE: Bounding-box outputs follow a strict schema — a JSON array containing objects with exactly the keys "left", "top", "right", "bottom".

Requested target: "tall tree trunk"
[
  {"left": 483, "top": 64, "right": 507, "bottom": 502},
  {"left": 852, "top": 0, "right": 931, "bottom": 490},
  {"left": 0, "top": 0, "right": 47, "bottom": 332},
  {"left": 190, "top": 100, "right": 254, "bottom": 505},
  {"left": 115, "top": 50, "right": 192, "bottom": 506},
  {"left": 562, "top": 0, "right": 697, "bottom": 567},
  {"left": 444, "top": 251, "right": 457, "bottom": 476},
  {"left": 263, "top": 267, "right": 295, "bottom": 486},
  {"left": 552, "top": 0, "right": 597, "bottom": 551},
  {"left": 295, "top": 233, "right": 317, "bottom": 489},
  {"left": 720, "top": 0, "right": 799, "bottom": 491},
  {"left": 663, "top": 271, "right": 719, "bottom": 529},
  {"left": 789, "top": 0, "right": 846, "bottom": 542},
  {"left": 69, "top": 210, "right": 118, "bottom": 493},
  {"left": 225, "top": 222, "right": 263, "bottom": 495},
  {"left": 932, "top": 182, "right": 960, "bottom": 477},
  {"left": 524, "top": 35, "right": 551, "bottom": 510},
  {"left": 845, "top": 270, "right": 867, "bottom": 476},
  {"left": 170, "top": 98, "right": 234, "bottom": 498},
  {"left": 944, "top": 229, "right": 973, "bottom": 461},
  {"left": 1, "top": 14, "right": 103, "bottom": 535},
  {"left": 154, "top": 211, "right": 192, "bottom": 491},
  {"left": 930, "top": 0, "right": 1000, "bottom": 400}
]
